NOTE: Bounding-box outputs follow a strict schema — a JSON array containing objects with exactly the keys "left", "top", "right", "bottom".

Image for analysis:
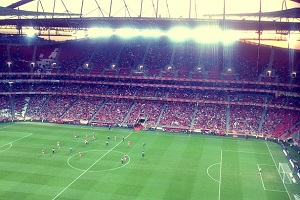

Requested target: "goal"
[{"left": 278, "top": 163, "right": 293, "bottom": 184}]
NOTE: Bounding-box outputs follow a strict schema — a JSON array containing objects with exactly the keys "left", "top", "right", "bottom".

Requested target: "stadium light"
[
  {"left": 114, "top": 27, "right": 140, "bottom": 38},
  {"left": 167, "top": 26, "right": 192, "bottom": 41},
  {"left": 193, "top": 26, "right": 222, "bottom": 43},
  {"left": 7, "top": 61, "right": 12, "bottom": 67},
  {"left": 88, "top": 27, "right": 114, "bottom": 38},
  {"left": 195, "top": 66, "right": 203, "bottom": 72},
  {"left": 138, "top": 64, "right": 144, "bottom": 71},
  {"left": 26, "top": 28, "right": 37, "bottom": 37},
  {"left": 140, "top": 29, "right": 164, "bottom": 38},
  {"left": 73, "top": 30, "right": 87, "bottom": 39},
  {"left": 288, "top": 34, "right": 299, "bottom": 47},
  {"left": 222, "top": 30, "right": 239, "bottom": 44}
]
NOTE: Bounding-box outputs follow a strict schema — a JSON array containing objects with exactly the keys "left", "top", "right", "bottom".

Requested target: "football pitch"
[{"left": 0, "top": 122, "right": 299, "bottom": 200}]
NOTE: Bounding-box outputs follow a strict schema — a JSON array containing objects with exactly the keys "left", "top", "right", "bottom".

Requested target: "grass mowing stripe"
[
  {"left": 52, "top": 131, "right": 133, "bottom": 200},
  {"left": 265, "top": 142, "right": 292, "bottom": 200},
  {"left": 1, "top": 123, "right": 299, "bottom": 200}
]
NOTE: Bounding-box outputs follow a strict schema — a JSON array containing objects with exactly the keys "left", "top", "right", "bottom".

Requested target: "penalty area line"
[
  {"left": 0, "top": 133, "right": 32, "bottom": 148},
  {"left": 257, "top": 164, "right": 266, "bottom": 190},
  {"left": 222, "top": 149, "right": 268, "bottom": 155},
  {"left": 266, "top": 142, "right": 292, "bottom": 200},
  {"left": 0, "top": 124, "right": 14, "bottom": 130}
]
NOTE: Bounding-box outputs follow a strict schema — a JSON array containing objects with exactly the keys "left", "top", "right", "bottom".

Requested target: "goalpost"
[{"left": 278, "top": 163, "right": 293, "bottom": 184}]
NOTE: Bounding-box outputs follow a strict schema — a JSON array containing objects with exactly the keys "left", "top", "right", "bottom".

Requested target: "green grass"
[{"left": 0, "top": 122, "right": 299, "bottom": 200}]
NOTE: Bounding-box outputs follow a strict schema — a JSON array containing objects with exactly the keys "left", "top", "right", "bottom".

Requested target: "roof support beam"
[
  {"left": 139, "top": 0, "right": 143, "bottom": 17},
  {"left": 7, "top": 0, "right": 34, "bottom": 9},
  {"left": 109, "top": 0, "right": 113, "bottom": 17},
  {"left": 80, "top": 0, "right": 84, "bottom": 18}
]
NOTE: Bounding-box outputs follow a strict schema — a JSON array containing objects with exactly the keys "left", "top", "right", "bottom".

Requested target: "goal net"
[
  {"left": 293, "top": 194, "right": 300, "bottom": 200},
  {"left": 278, "top": 163, "right": 293, "bottom": 184}
]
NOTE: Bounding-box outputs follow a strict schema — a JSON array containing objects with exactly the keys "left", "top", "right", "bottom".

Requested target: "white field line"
[
  {"left": 67, "top": 150, "right": 131, "bottom": 172},
  {"left": 265, "top": 142, "right": 292, "bottom": 200},
  {"left": 0, "top": 143, "right": 12, "bottom": 153},
  {"left": 0, "top": 130, "right": 34, "bottom": 135},
  {"left": 264, "top": 189, "right": 287, "bottom": 193},
  {"left": 218, "top": 150, "right": 223, "bottom": 200},
  {"left": 257, "top": 164, "right": 276, "bottom": 167},
  {"left": 257, "top": 164, "right": 266, "bottom": 190},
  {"left": 154, "top": 131, "right": 267, "bottom": 143},
  {"left": 52, "top": 131, "right": 133, "bottom": 200},
  {"left": 222, "top": 150, "right": 268, "bottom": 155},
  {"left": 206, "top": 163, "right": 220, "bottom": 183},
  {"left": 0, "top": 133, "right": 33, "bottom": 148},
  {"left": 0, "top": 124, "right": 14, "bottom": 130},
  {"left": 16, "top": 122, "right": 124, "bottom": 132}
]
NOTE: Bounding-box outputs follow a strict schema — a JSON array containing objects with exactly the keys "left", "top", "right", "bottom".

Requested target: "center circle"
[{"left": 67, "top": 150, "right": 130, "bottom": 172}]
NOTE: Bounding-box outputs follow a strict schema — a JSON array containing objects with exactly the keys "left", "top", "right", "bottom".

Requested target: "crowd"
[
  {"left": 0, "top": 38, "right": 299, "bottom": 139},
  {"left": 0, "top": 87, "right": 299, "bottom": 138},
  {"left": 192, "top": 104, "right": 226, "bottom": 133},
  {"left": 0, "top": 38, "right": 298, "bottom": 85}
]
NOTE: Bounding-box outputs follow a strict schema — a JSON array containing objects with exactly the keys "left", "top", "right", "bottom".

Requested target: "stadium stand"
[{"left": 0, "top": 38, "right": 299, "bottom": 140}]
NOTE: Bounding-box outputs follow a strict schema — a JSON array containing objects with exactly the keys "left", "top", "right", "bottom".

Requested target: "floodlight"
[
  {"left": 141, "top": 29, "right": 164, "bottom": 38},
  {"left": 74, "top": 30, "right": 87, "bottom": 39},
  {"left": 222, "top": 30, "right": 239, "bottom": 44},
  {"left": 288, "top": 34, "right": 299, "bottom": 46},
  {"left": 26, "top": 28, "right": 37, "bottom": 37},
  {"left": 167, "top": 27, "right": 191, "bottom": 41},
  {"left": 193, "top": 26, "right": 222, "bottom": 43},
  {"left": 114, "top": 27, "right": 139, "bottom": 38},
  {"left": 88, "top": 27, "right": 113, "bottom": 38}
]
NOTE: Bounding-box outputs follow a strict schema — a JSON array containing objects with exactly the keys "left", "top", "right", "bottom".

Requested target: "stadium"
[{"left": 0, "top": 0, "right": 300, "bottom": 199}]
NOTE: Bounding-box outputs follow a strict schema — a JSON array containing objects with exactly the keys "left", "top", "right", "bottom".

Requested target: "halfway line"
[
  {"left": 218, "top": 150, "right": 223, "bottom": 200},
  {"left": 52, "top": 131, "right": 133, "bottom": 200}
]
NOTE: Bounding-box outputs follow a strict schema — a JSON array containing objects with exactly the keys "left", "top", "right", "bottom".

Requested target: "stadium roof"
[
  {"left": 0, "top": 17, "right": 299, "bottom": 32},
  {"left": 204, "top": 8, "right": 300, "bottom": 19},
  {"left": 0, "top": 6, "right": 80, "bottom": 17},
  {"left": 0, "top": 0, "right": 299, "bottom": 49},
  {"left": 1, "top": 0, "right": 299, "bottom": 19}
]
